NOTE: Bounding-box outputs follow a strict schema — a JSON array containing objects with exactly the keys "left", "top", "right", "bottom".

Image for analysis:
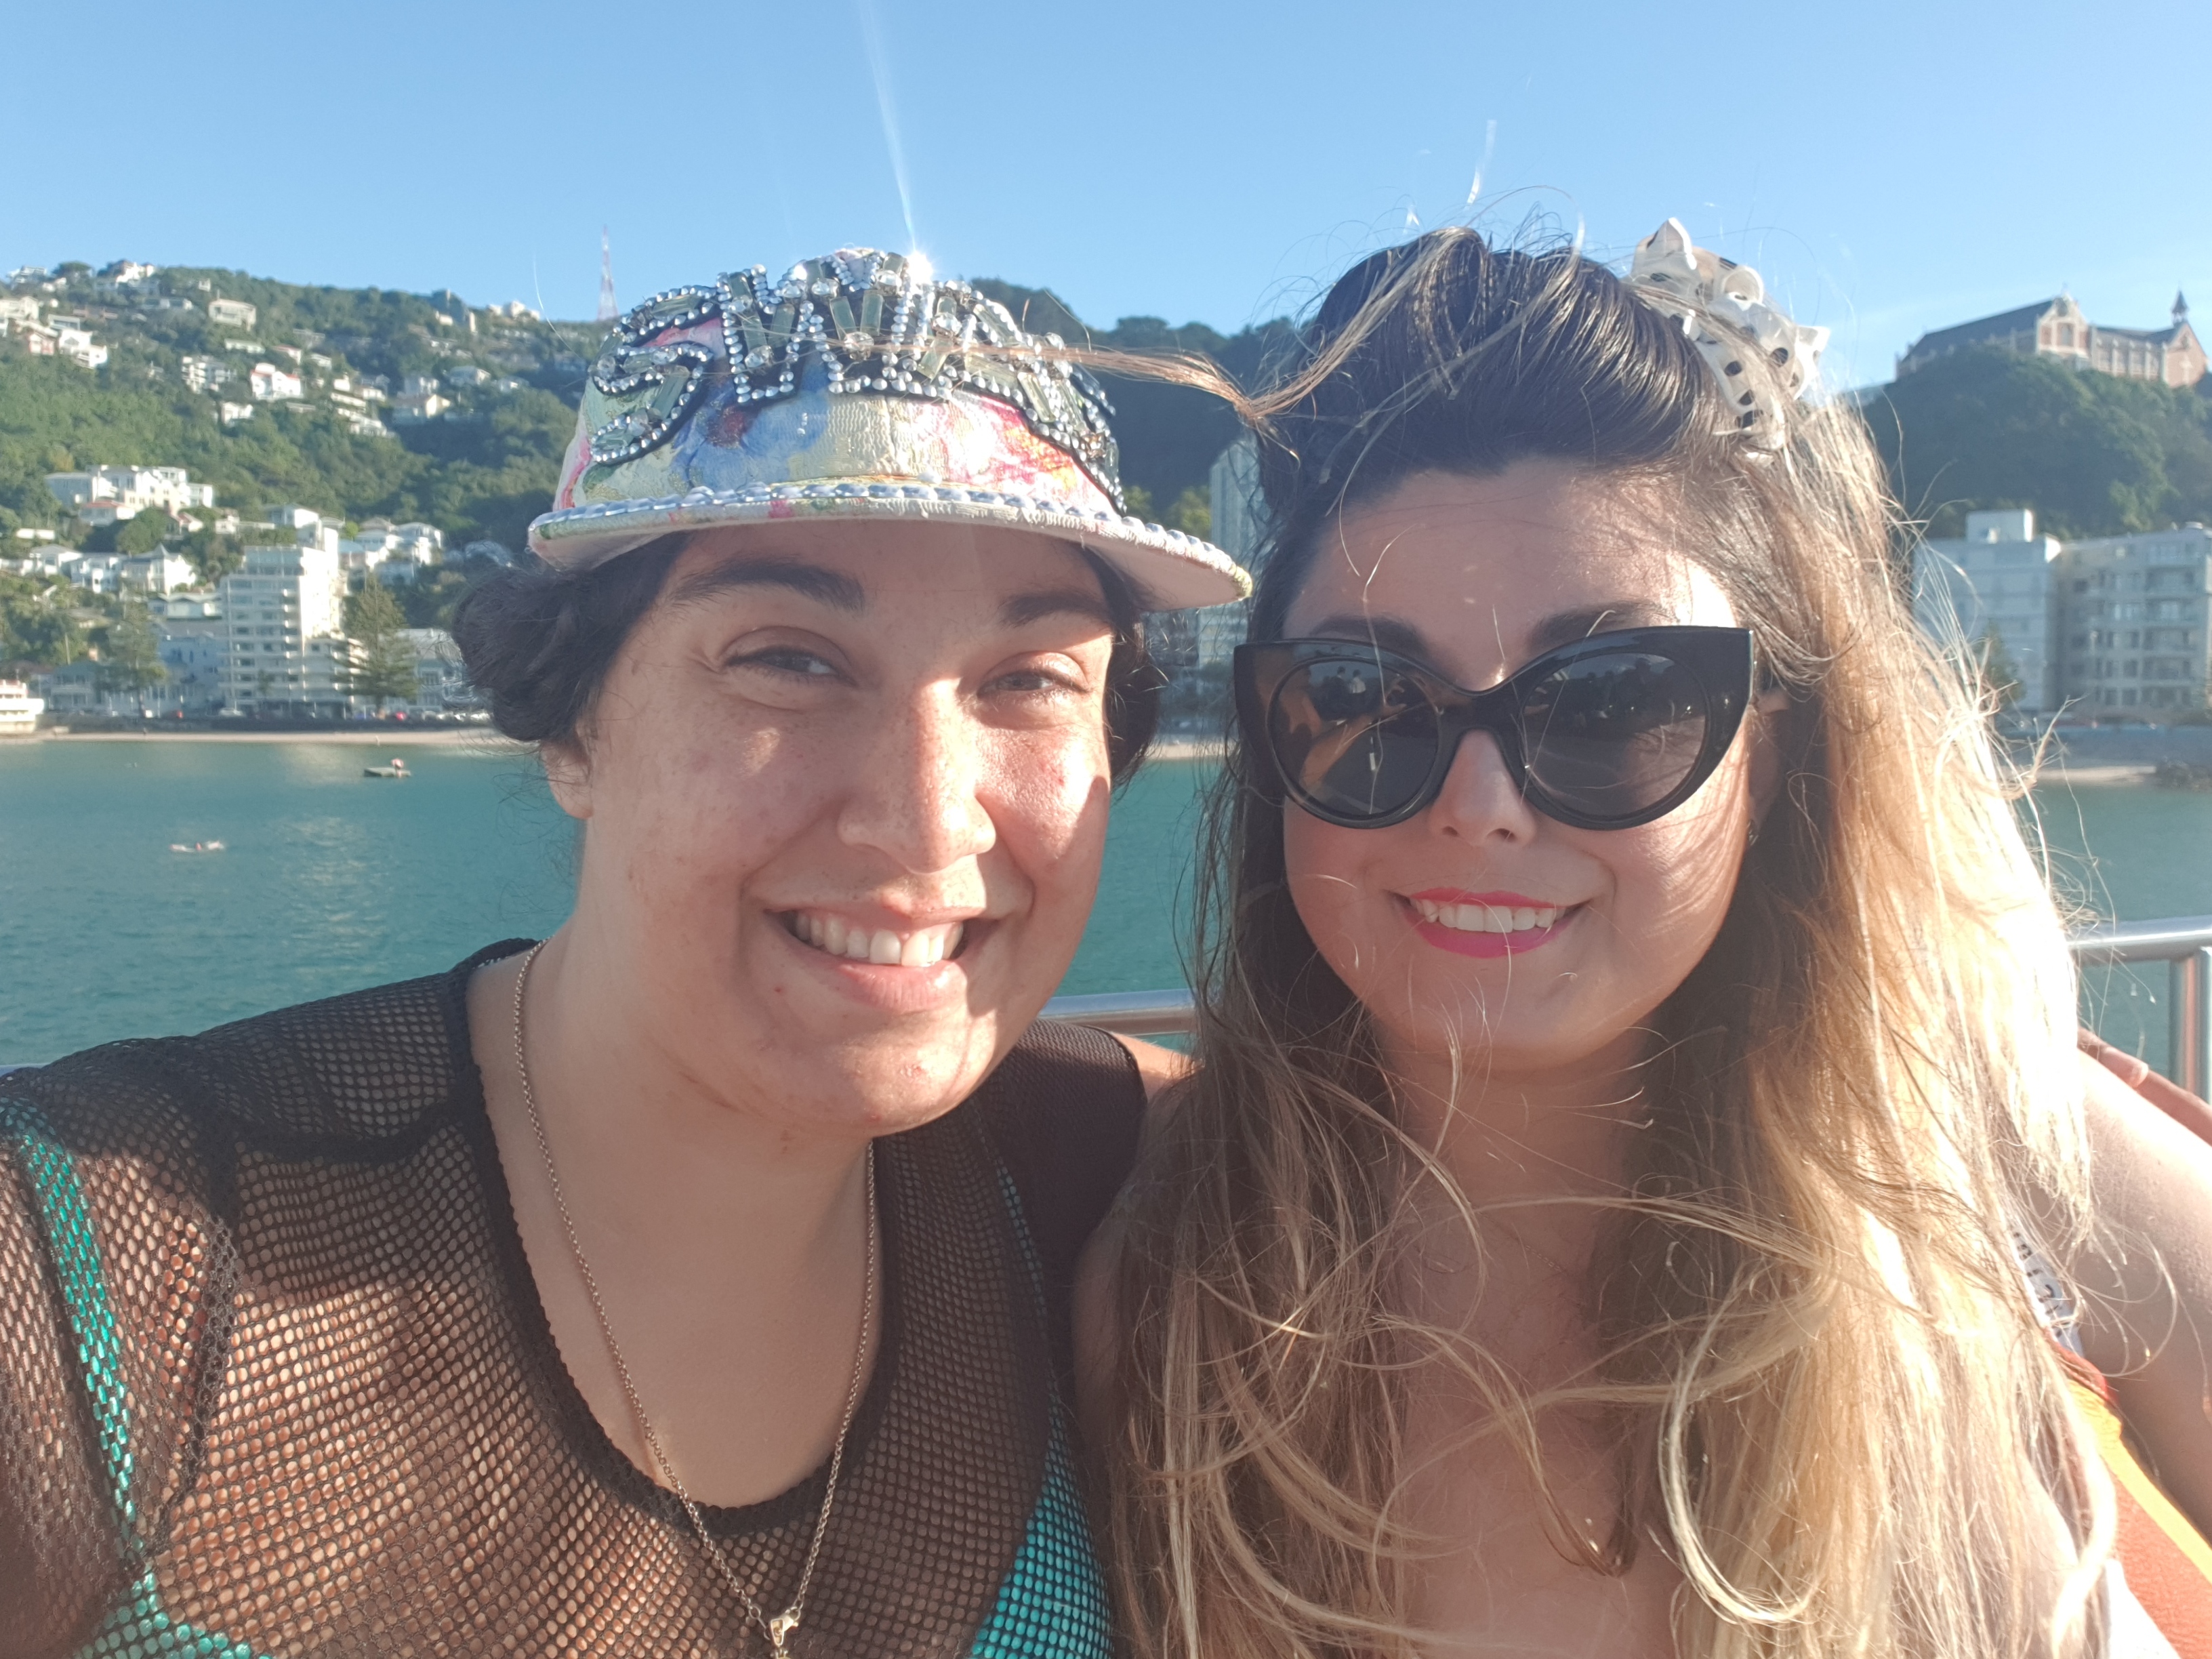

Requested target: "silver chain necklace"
[{"left": 512, "top": 943, "right": 877, "bottom": 1657}]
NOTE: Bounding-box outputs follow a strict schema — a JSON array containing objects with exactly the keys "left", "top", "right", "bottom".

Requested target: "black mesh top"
[{"left": 0, "top": 943, "right": 1147, "bottom": 1658}]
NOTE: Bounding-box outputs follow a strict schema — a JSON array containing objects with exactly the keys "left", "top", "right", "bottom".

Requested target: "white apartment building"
[
  {"left": 217, "top": 546, "right": 354, "bottom": 715},
  {"left": 396, "top": 628, "right": 471, "bottom": 711},
  {"left": 159, "top": 619, "right": 226, "bottom": 716},
  {"left": 2055, "top": 525, "right": 2212, "bottom": 714},
  {"left": 1191, "top": 434, "right": 1268, "bottom": 670},
  {"left": 207, "top": 298, "right": 257, "bottom": 330},
  {"left": 341, "top": 519, "right": 444, "bottom": 581},
  {"left": 249, "top": 362, "right": 303, "bottom": 402},
  {"left": 1911, "top": 510, "right": 2065, "bottom": 712},
  {"left": 180, "top": 354, "right": 232, "bottom": 393},
  {"left": 45, "top": 466, "right": 217, "bottom": 524}
]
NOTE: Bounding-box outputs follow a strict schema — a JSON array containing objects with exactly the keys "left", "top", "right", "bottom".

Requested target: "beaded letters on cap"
[
  {"left": 1628, "top": 219, "right": 1830, "bottom": 444},
  {"left": 531, "top": 247, "right": 1252, "bottom": 611}
]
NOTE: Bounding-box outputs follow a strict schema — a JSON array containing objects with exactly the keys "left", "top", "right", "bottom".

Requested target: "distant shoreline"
[
  {"left": 2039, "top": 763, "right": 2160, "bottom": 785},
  {"left": 1149, "top": 737, "right": 1226, "bottom": 762},
  {"left": 25, "top": 728, "right": 524, "bottom": 749}
]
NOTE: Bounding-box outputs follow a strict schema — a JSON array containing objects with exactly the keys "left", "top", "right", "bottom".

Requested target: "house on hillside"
[
  {"left": 249, "top": 362, "right": 303, "bottom": 401},
  {"left": 1898, "top": 293, "right": 2204, "bottom": 387},
  {"left": 207, "top": 297, "right": 258, "bottom": 330}
]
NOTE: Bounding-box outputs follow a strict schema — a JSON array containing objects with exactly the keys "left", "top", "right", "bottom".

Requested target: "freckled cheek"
[
  {"left": 600, "top": 722, "right": 848, "bottom": 910},
  {"left": 982, "top": 733, "right": 1111, "bottom": 902}
]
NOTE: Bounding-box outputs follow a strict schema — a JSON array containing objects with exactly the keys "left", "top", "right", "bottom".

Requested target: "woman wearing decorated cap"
[
  {"left": 1086, "top": 224, "right": 2212, "bottom": 1656},
  {"left": 0, "top": 249, "right": 1244, "bottom": 1656}
]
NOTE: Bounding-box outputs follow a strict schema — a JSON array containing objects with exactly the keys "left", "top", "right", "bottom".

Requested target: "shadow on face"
[{"left": 546, "top": 518, "right": 1124, "bottom": 1136}]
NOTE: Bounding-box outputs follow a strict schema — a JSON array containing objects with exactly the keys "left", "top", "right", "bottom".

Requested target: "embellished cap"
[
  {"left": 1627, "top": 219, "right": 1830, "bottom": 445},
  {"left": 530, "top": 248, "right": 1251, "bottom": 611}
]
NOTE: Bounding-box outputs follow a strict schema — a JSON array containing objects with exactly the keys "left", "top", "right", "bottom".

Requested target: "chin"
[{"left": 803, "top": 1022, "right": 1008, "bottom": 1134}]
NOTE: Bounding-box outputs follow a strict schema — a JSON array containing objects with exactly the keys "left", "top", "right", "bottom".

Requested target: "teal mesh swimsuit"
[{"left": 0, "top": 944, "right": 1144, "bottom": 1658}]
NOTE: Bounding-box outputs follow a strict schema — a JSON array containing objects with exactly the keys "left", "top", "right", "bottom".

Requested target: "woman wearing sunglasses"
[{"left": 1088, "top": 224, "right": 2212, "bottom": 1657}]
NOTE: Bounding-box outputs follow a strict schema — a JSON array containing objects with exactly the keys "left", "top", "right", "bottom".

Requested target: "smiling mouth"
[
  {"left": 782, "top": 910, "right": 969, "bottom": 968},
  {"left": 1408, "top": 897, "right": 1568, "bottom": 935}
]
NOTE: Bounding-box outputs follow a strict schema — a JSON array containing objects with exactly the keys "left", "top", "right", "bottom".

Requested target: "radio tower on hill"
[{"left": 596, "top": 228, "right": 617, "bottom": 323}]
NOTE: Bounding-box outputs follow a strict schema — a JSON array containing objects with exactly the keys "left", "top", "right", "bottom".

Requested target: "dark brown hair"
[{"left": 454, "top": 533, "right": 1163, "bottom": 782}]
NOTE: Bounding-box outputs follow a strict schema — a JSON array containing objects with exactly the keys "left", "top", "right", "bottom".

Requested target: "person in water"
[
  {"left": 1087, "top": 224, "right": 2212, "bottom": 1657},
  {"left": 0, "top": 248, "right": 1245, "bottom": 1657}
]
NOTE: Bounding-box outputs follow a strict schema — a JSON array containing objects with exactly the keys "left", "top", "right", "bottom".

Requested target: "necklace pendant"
[{"left": 766, "top": 1610, "right": 800, "bottom": 1655}]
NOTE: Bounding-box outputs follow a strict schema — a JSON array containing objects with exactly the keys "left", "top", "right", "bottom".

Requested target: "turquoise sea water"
[
  {"left": 0, "top": 740, "right": 1212, "bottom": 1063},
  {"left": 0, "top": 739, "right": 2206, "bottom": 1065}
]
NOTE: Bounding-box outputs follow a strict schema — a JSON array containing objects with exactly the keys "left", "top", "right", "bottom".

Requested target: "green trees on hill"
[
  {"left": 970, "top": 279, "right": 1294, "bottom": 519},
  {"left": 0, "top": 350, "right": 578, "bottom": 552},
  {"left": 1859, "top": 348, "right": 2212, "bottom": 538}
]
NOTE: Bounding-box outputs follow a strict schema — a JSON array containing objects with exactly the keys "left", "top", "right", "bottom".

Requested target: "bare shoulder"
[
  {"left": 2076, "top": 1047, "right": 2212, "bottom": 1259},
  {"left": 1109, "top": 1033, "right": 1191, "bottom": 1105},
  {"left": 2072, "top": 1048, "right": 2212, "bottom": 1534}
]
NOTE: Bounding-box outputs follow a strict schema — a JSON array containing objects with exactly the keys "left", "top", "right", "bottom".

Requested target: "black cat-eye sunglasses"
[{"left": 1233, "top": 626, "right": 1755, "bottom": 832}]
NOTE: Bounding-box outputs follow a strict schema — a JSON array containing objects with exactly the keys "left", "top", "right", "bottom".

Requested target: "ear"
[
  {"left": 540, "top": 731, "right": 594, "bottom": 822},
  {"left": 1745, "top": 686, "right": 1793, "bottom": 829}
]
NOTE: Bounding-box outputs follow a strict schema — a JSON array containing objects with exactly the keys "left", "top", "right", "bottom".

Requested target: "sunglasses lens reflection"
[
  {"left": 1271, "top": 659, "right": 1441, "bottom": 821},
  {"left": 1521, "top": 652, "right": 1711, "bottom": 819},
  {"left": 1265, "top": 646, "right": 1717, "bottom": 827}
]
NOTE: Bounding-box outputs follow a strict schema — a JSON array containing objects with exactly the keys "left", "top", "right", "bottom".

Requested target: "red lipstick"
[{"left": 1401, "top": 890, "right": 1572, "bottom": 960}]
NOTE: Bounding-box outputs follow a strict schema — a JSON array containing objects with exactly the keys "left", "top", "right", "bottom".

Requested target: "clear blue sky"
[{"left": 3, "top": 0, "right": 2204, "bottom": 392}]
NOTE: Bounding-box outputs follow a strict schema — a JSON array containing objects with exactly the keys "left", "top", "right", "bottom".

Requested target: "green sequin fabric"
[{"left": 0, "top": 947, "right": 1136, "bottom": 1657}]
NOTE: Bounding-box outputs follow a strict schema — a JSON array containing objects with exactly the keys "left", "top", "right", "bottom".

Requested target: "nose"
[
  {"left": 836, "top": 682, "right": 997, "bottom": 874},
  {"left": 1426, "top": 726, "right": 1541, "bottom": 844}
]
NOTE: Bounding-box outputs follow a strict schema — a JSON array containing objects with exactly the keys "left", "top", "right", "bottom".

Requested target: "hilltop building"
[
  {"left": 1898, "top": 293, "right": 2204, "bottom": 388},
  {"left": 1912, "top": 510, "right": 2065, "bottom": 712}
]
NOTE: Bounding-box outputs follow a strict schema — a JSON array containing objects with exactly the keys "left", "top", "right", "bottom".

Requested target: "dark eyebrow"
[
  {"left": 1523, "top": 602, "right": 1676, "bottom": 653},
  {"left": 1304, "top": 612, "right": 1431, "bottom": 660},
  {"left": 1303, "top": 602, "right": 1679, "bottom": 671},
  {"left": 663, "top": 558, "right": 866, "bottom": 614},
  {"left": 1000, "top": 587, "right": 1118, "bottom": 632}
]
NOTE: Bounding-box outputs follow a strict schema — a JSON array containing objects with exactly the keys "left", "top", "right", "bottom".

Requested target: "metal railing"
[
  {"left": 7, "top": 920, "right": 2211, "bottom": 1092},
  {"left": 2066, "top": 914, "right": 2212, "bottom": 1098},
  {"left": 1044, "top": 916, "right": 2212, "bottom": 1099}
]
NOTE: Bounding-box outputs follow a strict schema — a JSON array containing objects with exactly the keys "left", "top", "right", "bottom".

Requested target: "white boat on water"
[{"left": 0, "top": 680, "right": 43, "bottom": 738}]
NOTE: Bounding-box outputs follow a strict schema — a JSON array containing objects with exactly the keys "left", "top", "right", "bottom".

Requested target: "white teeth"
[
  {"left": 1414, "top": 900, "right": 1564, "bottom": 935},
  {"left": 790, "top": 912, "right": 966, "bottom": 968}
]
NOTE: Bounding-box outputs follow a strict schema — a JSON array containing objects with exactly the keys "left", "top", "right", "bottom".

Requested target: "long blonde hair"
[{"left": 1103, "top": 228, "right": 2108, "bottom": 1658}]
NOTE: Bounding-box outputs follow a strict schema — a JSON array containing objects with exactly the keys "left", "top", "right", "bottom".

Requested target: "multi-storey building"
[
  {"left": 1191, "top": 434, "right": 1267, "bottom": 670},
  {"left": 1898, "top": 293, "right": 2204, "bottom": 388},
  {"left": 1911, "top": 510, "right": 2065, "bottom": 712},
  {"left": 2055, "top": 525, "right": 2212, "bottom": 714},
  {"left": 216, "top": 546, "right": 355, "bottom": 715}
]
